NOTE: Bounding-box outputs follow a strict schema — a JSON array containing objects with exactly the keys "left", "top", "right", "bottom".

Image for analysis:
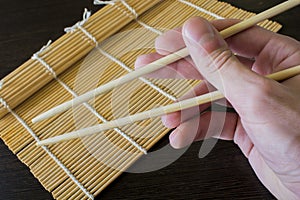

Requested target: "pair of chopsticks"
[
  {"left": 37, "top": 65, "right": 300, "bottom": 145},
  {"left": 35, "top": 0, "right": 300, "bottom": 146}
]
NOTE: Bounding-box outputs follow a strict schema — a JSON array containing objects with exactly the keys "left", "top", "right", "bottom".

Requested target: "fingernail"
[
  {"left": 170, "top": 130, "right": 184, "bottom": 149},
  {"left": 161, "top": 116, "right": 168, "bottom": 127},
  {"left": 184, "top": 18, "right": 215, "bottom": 45},
  {"left": 161, "top": 115, "right": 175, "bottom": 128},
  {"left": 169, "top": 131, "right": 177, "bottom": 143},
  {"left": 183, "top": 18, "right": 226, "bottom": 56}
]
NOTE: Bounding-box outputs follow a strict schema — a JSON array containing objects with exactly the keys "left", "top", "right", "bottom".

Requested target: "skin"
[{"left": 135, "top": 17, "right": 300, "bottom": 199}]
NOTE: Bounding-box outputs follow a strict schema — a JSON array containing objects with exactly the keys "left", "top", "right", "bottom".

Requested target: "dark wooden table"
[{"left": 0, "top": 0, "right": 299, "bottom": 199}]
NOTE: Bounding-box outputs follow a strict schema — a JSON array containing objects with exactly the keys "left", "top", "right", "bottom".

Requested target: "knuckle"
[{"left": 208, "top": 48, "right": 234, "bottom": 73}]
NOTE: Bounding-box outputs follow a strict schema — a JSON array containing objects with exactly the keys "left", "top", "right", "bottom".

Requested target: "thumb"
[{"left": 182, "top": 17, "right": 262, "bottom": 105}]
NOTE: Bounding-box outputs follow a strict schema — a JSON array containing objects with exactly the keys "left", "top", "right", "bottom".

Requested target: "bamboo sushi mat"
[{"left": 0, "top": 0, "right": 281, "bottom": 199}]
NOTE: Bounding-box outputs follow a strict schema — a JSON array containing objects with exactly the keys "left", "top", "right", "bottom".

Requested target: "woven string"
[
  {"left": 94, "top": 0, "right": 163, "bottom": 35},
  {"left": 177, "top": 0, "right": 224, "bottom": 19},
  {"left": 65, "top": 9, "right": 98, "bottom": 46},
  {"left": 0, "top": 97, "right": 94, "bottom": 199},
  {"left": 93, "top": 0, "right": 118, "bottom": 5},
  {"left": 94, "top": 0, "right": 137, "bottom": 17},
  {"left": 32, "top": 40, "right": 57, "bottom": 78},
  {"left": 136, "top": 20, "right": 162, "bottom": 35},
  {"left": 0, "top": 80, "right": 3, "bottom": 90},
  {"left": 120, "top": 0, "right": 138, "bottom": 17}
]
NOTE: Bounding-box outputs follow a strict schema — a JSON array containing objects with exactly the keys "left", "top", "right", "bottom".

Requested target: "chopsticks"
[
  {"left": 37, "top": 65, "right": 300, "bottom": 146},
  {"left": 32, "top": 0, "right": 300, "bottom": 123}
]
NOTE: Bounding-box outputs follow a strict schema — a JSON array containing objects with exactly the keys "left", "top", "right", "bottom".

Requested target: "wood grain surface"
[{"left": 0, "top": 0, "right": 299, "bottom": 199}]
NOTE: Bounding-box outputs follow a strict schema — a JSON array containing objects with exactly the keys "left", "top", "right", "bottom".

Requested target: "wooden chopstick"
[
  {"left": 31, "top": 0, "right": 300, "bottom": 123},
  {"left": 37, "top": 65, "right": 300, "bottom": 146}
]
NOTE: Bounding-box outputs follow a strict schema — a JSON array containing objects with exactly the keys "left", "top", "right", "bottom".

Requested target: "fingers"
[
  {"left": 155, "top": 27, "right": 185, "bottom": 55},
  {"left": 235, "top": 55, "right": 254, "bottom": 69},
  {"left": 134, "top": 19, "right": 257, "bottom": 80},
  {"left": 212, "top": 19, "right": 300, "bottom": 74},
  {"left": 253, "top": 34, "right": 300, "bottom": 74},
  {"left": 233, "top": 118, "right": 254, "bottom": 158},
  {"left": 169, "top": 116, "right": 200, "bottom": 149},
  {"left": 169, "top": 111, "right": 238, "bottom": 149},
  {"left": 135, "top": 18, "right": 299, "bottom": 81},
  {"left": 162, "top": 81, "right": 213, "bottom": 128},
  {"left": 211, "top": 19, "right": 277, "bottom": 59},
  {"left": 182, "top": 17, "right": 263, "bottom": 108}
]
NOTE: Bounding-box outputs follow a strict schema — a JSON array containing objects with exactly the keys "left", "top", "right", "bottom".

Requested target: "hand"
[{"left": 135, "top": 17, "right": 300, "bottom": 199}]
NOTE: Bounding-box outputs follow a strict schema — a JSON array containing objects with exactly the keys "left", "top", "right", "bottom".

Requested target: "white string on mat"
[
  {"left": 94, "top": 0, "right": 119, "bottom": 5},
  {"left": 177, "top": 0, "right": 224, "bottom": 19},
  {"left": 96, "top": 47, "right": 177, "bottom": 101},
  {"left": 94, "top": 0, "right": 138, "bottom": 17},
  {"left": 0, "top": 97, "right": 94, "bottom": 200},
  {"left": 120, "top": 0, "right": 139, "bottom": 18},
  {"left": 0, "top": 80, "right": 3, "bottom": 90},
  {"left": 32, "top": 40, "right": 57, "bottom": 78},
  {"left": 136, "top": 20, "right": 163, "bottom": 35},
  {"left": 0, "top": 98, "right": 7, "bottom": 109},
  {"left": 94, "top": 0, "right": 163, "bottom": 35},
  {"left": 65, "top": 9, "right": 98, "bottom": 46},
  {"left": 31, "top": 42, "right": 147, "bottom": 154}
]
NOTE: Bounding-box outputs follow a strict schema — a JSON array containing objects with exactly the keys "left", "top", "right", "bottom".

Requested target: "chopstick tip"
[
  {"left": 32, "top": 115, "right": 43, "bottom": 124},
  {"left": 31, "top": 118, "right": 38, "bottom": 124},
  {"left": 36, "top": 141, "right": 43, "bottom": 146}
]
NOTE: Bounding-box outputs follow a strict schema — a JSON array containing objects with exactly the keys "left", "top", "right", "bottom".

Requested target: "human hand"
[{"left": 135, "top": 17, "right": 300, "bottom": 199}]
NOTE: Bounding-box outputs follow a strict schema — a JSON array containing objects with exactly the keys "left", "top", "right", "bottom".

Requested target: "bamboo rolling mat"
[{"left": 0, "top": 0, "right": 281, "bottom": 199}]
